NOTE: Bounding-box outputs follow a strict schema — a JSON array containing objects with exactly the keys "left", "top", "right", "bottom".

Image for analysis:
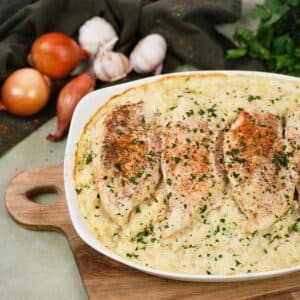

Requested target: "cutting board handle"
[{"left": 5, "top": 163, "right": 68, "bottom": 231}]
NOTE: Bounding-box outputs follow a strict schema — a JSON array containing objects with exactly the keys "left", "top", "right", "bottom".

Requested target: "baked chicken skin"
[
  {"left": 161, "top": 113, "right": 224, "bottom": 237},
  {"left": 223, "top": 110, "right": 298, "bottom": 232},
  {"left": 93, "top": 101, "right": 161, "bottom": 225}
]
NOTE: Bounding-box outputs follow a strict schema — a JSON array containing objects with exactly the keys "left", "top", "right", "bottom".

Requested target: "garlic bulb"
[
  {"left": 79, "top": 16, "right": 118, "bottom": 55},
  {"left": 130, "top": 34, "right": 167, "bottom": 74},
  {"left": 93, "top": 48, "right": 131, "bottom": 82}
]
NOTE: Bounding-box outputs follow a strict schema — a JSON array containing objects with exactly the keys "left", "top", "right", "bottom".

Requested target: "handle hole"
[{"left": 27, "top": 187, "right": 58, "bottom": 205}]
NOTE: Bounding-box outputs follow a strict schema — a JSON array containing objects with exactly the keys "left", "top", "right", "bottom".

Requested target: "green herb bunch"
[{"left": 227, "top": 0, "right": 300, "bottom": 76}]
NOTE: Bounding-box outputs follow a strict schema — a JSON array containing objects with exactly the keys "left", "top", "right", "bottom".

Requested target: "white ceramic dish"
[{"left": 64, "top": 71, "right": 300, "bottom": 282}]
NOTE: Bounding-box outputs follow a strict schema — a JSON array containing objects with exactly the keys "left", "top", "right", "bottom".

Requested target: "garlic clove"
[
  {"left": 93, "top": 49, "right": 131, "bottom": 82},
  {"left": 79, "top": 16, "right": 118, "bottom": 56},
  {"left": 130, "top": 33, "right": 167, "bottom": 74}
]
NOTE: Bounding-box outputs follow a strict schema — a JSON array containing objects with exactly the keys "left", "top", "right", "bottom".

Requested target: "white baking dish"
[{"left": 64, "top": 71, "right": 300, "bottom": 282}]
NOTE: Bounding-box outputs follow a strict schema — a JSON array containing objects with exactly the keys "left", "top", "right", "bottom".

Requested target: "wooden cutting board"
[{"left": 5, "top": 164, "right": 300, "bottom": 300}]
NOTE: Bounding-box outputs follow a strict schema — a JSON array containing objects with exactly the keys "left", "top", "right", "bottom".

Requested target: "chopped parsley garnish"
[
  {"left": 173, "top": 157, "right": 181, "bottom": 164},
  {"left": 166, "top": 178, "right": 172, "bottom": 186},
  {"left": 248, "top": 95, "right": 261, "bottom": 102},
  {"left": 198, "top": 109, "right": 205, "bottom": 116},
  {"left": 199, "top": 174, "right": 207, "bottom": 182},
  {"left": 75, "top": 188, "right": 82, "bottom": 195},
  {"left": 272, "top": 152, "right": 290, "bottom": 170},
  {"left": 207, "top": 104, "right": 217, "bottom": 118},
  {"left": 135, "top": 206, "right": 141, "bottom": 213},
  {"left": 232, "top": 172, "right": 240, "bottom": 178},
  {"left": 148, "top": 150, "right": 155, "bottom": 156},
  {"left": 166, "top": 192, "right": 172, "bottom": 200},
  {"left": 106, "top": 184, "right": 115, "bottom": 193},
  {"left": 126, "top": 252, "right": 138, "bottom": 258},
  {"left": 115, "top": 129, "right": 124, "bottom": 135},
  {"left": 137, "top": 231, "right": 149, "bottom": 244},
  {"left": 131, "top": 138, "right": 143, "bottom": 145},
  {"left": 214, "top": 225, "right": 220, "bottom": 235},
  {"left": 236, "top": 107, "right": 244, "bottom": 113},
  {"left": 227, "top": 148, "right": 239, "bottom": 156},
  {"left": 129, "top": 177, "right": 138, "bottom": 185},
  {"left": 136, "top": 172, "right": 143, "bottom": 178},
  {"left": 292, "top": 219, "right": 300, "bottom": 232},
  {"left": 239, "top": 138, "right": 246, "bottom": 147},
  {"left": 183, "top": 244, "right": 197, "bottom": 249},
  {"left": 226, "top": 148, "right": 245, "bottom": 165},
  {"left": 149, "top": 224, "right": 154, "bottom": 233},
  {"left": 200, "top": 204, "right": 208, "bottom": 214},
  {"left": 136, "top": 225, "right": 153, "bottom": 245},
  {"left": 263, "top": 233, "right": 272, "bottom": 239},
  {"left": 235, "top": 259, "right": 241, "bottom": 266},
  {"left": 270, "top": 235, "right": 280, "bottom": 244},
  {"left": 147, "top": 151, "right": 156, "bottom": 163},
  {"left": 186, "top": 109, "right": 194, "bottom": 117},
  {"left": 185, "top": 88, "right": 197, "bottom": 94},
  {"left": 114, "top": 163, "right": 122, "bottom": 171},
  {"left": 85, "top": 153, "right": 93, "bottom": 164}
]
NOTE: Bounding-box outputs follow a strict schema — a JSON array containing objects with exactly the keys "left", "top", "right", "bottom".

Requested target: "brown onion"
[
  {"left": 28, "top": 32, "right": 88, "bottom": 80},
  {"left": 47, "top": 73, "right": 95, "bottom": 141},
  {"left": 0, "top": 68, "right": 50, "bottom": 116}
]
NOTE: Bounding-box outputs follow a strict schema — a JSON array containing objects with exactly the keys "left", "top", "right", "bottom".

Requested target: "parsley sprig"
[{"left": 227, "top": 0, "right": 300, "bottom": 76}]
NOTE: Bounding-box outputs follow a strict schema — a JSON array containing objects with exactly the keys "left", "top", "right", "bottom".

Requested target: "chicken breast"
[
  {"left": 286, "top": 110, "right": 300, "bottom": 196},
  {"left": 92, "top": 101, "right": 161, "bottom": 225},
  {"left": 161, "top": 114, "right": 224, "bottom": 237},
  {"left": 223, "top": 110, "right": 297, "bottom": 232}
]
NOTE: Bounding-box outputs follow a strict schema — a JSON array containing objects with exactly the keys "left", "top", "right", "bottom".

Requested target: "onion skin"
[
  {"left": 29, "top": 32, "right": 89, "bottom": 80},
  {"left": 0, "top": 68, "right": 50, "bottom": 116},
  {"left": 47, "top": 73, "right": 95, "bottom": 141}
]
